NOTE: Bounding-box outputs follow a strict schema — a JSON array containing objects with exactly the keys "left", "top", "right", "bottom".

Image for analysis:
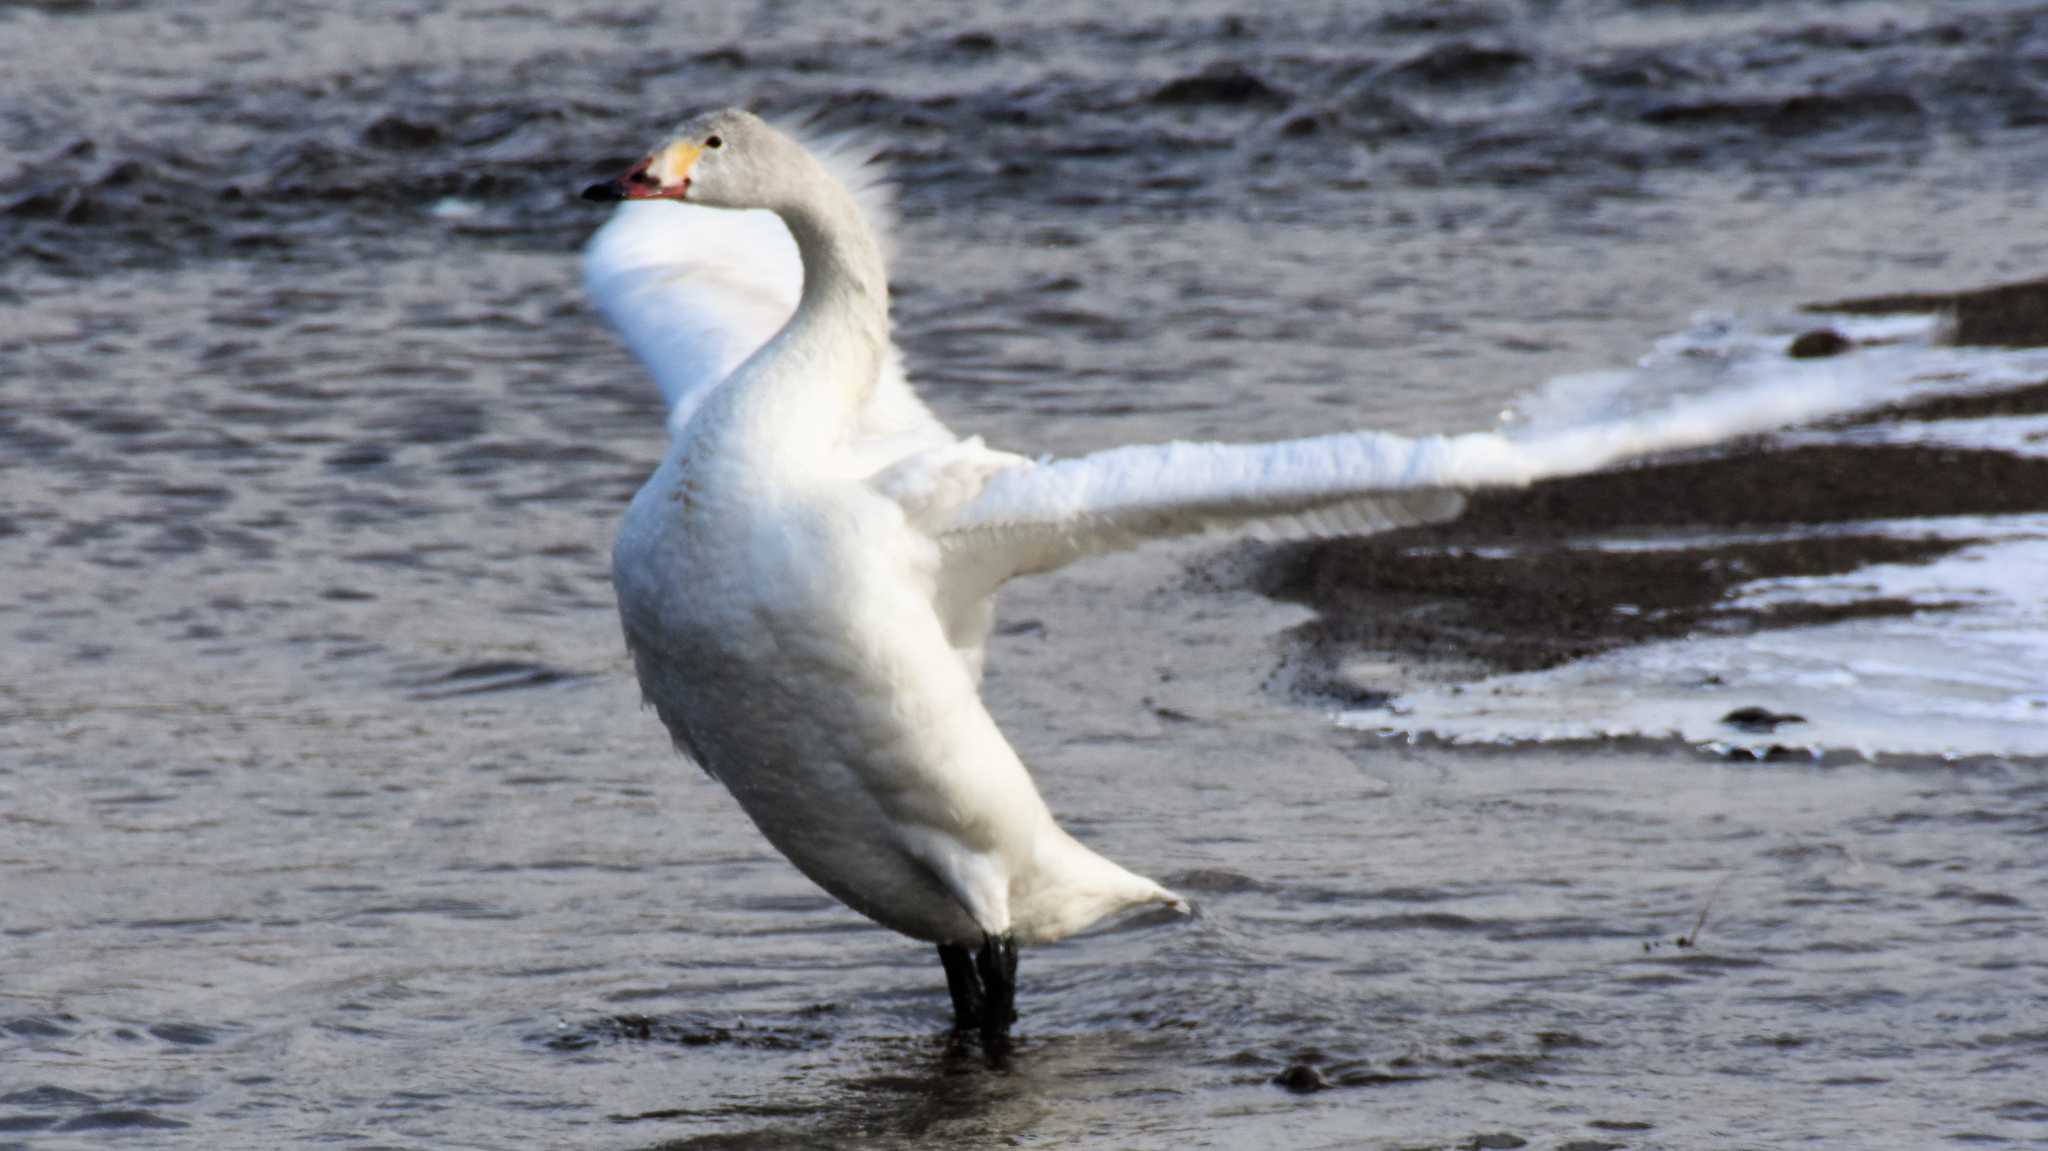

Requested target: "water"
[{"left": 4, "top": 1, "right": 2048, "bottom": 1146}]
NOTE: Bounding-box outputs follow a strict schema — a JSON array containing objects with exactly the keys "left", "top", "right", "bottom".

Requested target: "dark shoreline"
[
  {"left": 1233, "top": 277, "right": 2048, "bottom": 700},
  {"left": 1809, "top": 276, "right": 2048, "bottom": 348}
]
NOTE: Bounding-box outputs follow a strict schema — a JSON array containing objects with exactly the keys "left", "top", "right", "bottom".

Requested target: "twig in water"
[{"left": 1675, "top": 875, "right": 1732, "bottom": 948}]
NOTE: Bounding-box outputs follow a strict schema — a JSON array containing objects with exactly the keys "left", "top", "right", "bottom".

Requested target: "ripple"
[
  {"left": 407, "top": 659, "right": 589, "bottom": 698},
  {"left": 53, "top": 1109, "right": 189, "bottom": 1132},
  {"left": 543, "top": 1013, "right": 831, "bottom": 1054}
]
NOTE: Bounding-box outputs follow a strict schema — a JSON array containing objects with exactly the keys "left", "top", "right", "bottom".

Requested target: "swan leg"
[
  {"left": 973, "top": 932, "right": 1018, "bottom": 1042},
  {"left": 937, "top": 942, "right": 984, "bottom": 1031}
]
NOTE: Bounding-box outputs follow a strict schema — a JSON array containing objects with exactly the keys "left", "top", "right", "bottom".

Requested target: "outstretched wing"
[
  {"left": 925, "top": 364, "right": 1880, "bottom": 588},
  {"left": 584, "top": 198, "right": 956, "bottom": 457},
  {"left": 582, "top": 201, "right": 804, "bottom": 437},
  {"left": 927, "top": 432, "right": 1472, "bottom": 588}
]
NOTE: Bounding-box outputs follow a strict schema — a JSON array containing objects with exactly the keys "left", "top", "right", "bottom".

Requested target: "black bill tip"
[{"left": 581, "top": 180, "right": 625, "bottom": 203}]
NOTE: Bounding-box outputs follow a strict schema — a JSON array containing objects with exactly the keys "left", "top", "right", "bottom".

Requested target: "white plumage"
[
  {"left": 581, "top": 110, "right": 1894, "bottom": 1031},
  {"left": 592, "top": 113, "right": 1189, "bottom": 986}
]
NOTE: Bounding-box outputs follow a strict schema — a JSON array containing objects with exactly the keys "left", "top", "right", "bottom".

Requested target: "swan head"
[{"left": 582, "top": 109, "right": 789, "bottom": 211}]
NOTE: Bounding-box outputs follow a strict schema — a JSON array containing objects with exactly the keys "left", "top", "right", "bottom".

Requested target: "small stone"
[
  {"left": 1721, "top": 705, "right": 1805, "bottom": 733},
  {"left": 1152, "top": 63, "right": 1289, "bottom": 107},
  {"left": 1788, "top": 329, "right": 1851, "bottom": 358},
  {"left": 363, "top": 115, "right": 442, "bottom": 150},
  {"left": 1281, "top": 113, "right": 1324, "bottom": 138},
  {"left": 1273, "top": 1063, "right": 1330, "bottom": 1093}
]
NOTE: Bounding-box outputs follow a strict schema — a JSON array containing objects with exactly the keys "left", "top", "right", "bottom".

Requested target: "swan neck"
[
  {"left": 783, "top": 194, "right": 887, "bottom": 324},
  {"left": 714, "top": 168, "right": 887, "bottom": 457}
]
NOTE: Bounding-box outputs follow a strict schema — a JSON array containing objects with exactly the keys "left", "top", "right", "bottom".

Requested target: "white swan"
[{"left": 581, "top": 109, "right": 1861, "bottom": 1039}]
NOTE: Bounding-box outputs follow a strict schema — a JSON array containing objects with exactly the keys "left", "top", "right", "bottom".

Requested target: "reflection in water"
[{"left": 630, "top": 1028, "right": 1207, "bottom": 1149}]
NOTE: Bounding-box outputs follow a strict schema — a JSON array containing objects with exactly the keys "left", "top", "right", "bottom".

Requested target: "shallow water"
[{"left": 5, "top": 1, "right": 2048, "bottom": 1147}]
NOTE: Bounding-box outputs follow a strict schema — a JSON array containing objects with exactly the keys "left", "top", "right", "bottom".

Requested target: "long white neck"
[{"left": 711, "top": 152, "right": 889, "bottom": 461}]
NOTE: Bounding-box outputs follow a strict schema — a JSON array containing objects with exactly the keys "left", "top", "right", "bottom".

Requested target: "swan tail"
[{"left": 1011, "top": 827, "right": 1188, "bottom": 945}]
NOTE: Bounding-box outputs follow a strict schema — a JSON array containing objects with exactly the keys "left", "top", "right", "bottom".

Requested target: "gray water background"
[{"left": 3, "top": 1, "right": 2047, "bottom": 1146}]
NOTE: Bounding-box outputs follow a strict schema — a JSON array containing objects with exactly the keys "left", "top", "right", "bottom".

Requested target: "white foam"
[
  {"left": 1344, "top": 310, "right": 2048, "bottom": 761},
  {"left": 427, "top": 197, "right": 482, "bottom": 219},
  {"left": 1782, "top": 413, "right": 2048, "bottom": 460},
  {"left": 1343, "top": 525, "right": 2048, "bottom": 761},
  {"left": 1506, "top": 309, "right": 2048, "bottom": 440}
]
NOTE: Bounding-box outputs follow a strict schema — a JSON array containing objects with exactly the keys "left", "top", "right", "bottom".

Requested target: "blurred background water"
[{"left": 3, "top": 1, "right": 2046, "bottom": 1147}]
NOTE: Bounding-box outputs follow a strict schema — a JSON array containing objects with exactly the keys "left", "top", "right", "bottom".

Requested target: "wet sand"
[
  {"left": 1811, "top": 275, "right": 2048, "bottom": 348},
  {"left": 1240, "top": 277, "right": 2048, "bottom": 693}
]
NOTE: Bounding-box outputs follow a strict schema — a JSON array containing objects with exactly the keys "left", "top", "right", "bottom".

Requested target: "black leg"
[
  {"left": 973, "top": 933, "right": 1018, "bottom": 1043},
  {"left": 938, "top": 943, "right": 983, "bottom": 1032}
]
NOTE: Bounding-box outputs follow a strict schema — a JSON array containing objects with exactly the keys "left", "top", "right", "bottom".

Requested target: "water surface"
[{"left": 4, "top": 1, "right": 2047, "bottom": 1146}]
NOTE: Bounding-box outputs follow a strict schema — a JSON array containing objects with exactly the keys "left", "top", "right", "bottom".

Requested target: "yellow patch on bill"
[{"left": 651, "top": 141, "right": 703, "bottom": 188}]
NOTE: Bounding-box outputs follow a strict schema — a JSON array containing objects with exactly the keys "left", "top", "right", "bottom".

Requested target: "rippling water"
[{"left": 5, "top": 1, "right": 2047, "bottom": 1147}]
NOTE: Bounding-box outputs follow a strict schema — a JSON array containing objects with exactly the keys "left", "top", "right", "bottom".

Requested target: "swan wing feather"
[
  {"left": 932, "top": 381, "right": 1839, "bottom": 584},
  {"left": 585, "top": 199, "right": 956, "bottom": 454},
  {"left": 583, "top": 201, "right": 803, "bottom": 436}
]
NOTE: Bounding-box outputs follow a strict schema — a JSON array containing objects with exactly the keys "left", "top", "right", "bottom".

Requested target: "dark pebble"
[
  {"left": 1273, "top": 1063, "right": 1330, "bottom": 1093},
  {"left": 1721, "top": 743, "right": 1812, "bottom": 762},
  {"left": 1281, "top": 112, "right": 1328, "bottom": 138},
  {"left": 1721, "top": 706, "right": 1805, "bottom": 733},
  {"left": 1393, "top": 42, "right": 1530, "bottom": 85},
  {"left": 363, "top": 115, "right": 443, "bottom": 150},
  {"left": 1811, "top": 275, "right": 2048, "bottom": 348},
  {"left": 325, "top": 444, "right": 391, "bottom": 470},
  {"left": 1788, "top": 329, "right": 1851, "bottom": 358},
  {"left": 1152, "top": 64, "right": 1289, "bottom": 107}
]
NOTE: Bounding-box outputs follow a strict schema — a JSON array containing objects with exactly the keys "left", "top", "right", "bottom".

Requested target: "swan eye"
[{"left": 705, "top": 135, "right": 723, "bottom": 150}]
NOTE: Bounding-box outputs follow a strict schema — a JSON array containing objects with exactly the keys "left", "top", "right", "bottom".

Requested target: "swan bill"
[{"left": 585, "top": 141, "right": 703, "bottom": 204}]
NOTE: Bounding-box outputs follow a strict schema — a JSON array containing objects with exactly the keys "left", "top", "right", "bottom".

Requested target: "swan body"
[
  {"left": 582, "top": 109, "right": 1860, "bottom": 1034},
  {"left": 592, "top": 113, "right": 1182, "bottom": 1016}
]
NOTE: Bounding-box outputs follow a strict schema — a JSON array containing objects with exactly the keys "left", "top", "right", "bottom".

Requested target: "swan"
[{"left": 580, "top": 109, "right": 1865, "bottom": 1041}]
